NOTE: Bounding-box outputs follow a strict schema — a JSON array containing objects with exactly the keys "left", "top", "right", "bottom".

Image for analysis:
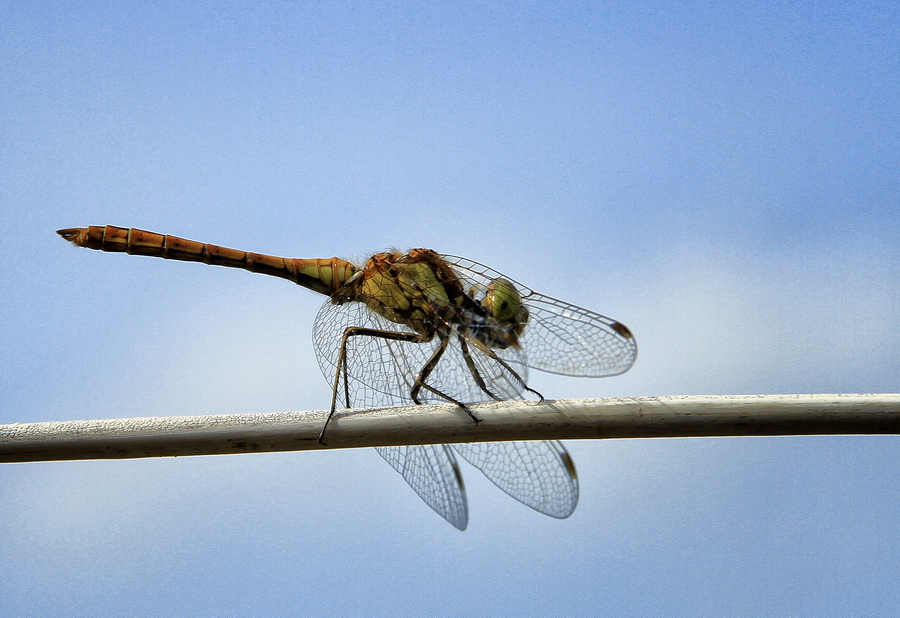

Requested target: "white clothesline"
[{"left": 2, "top": 394, "right": 898, "bottom": 464}]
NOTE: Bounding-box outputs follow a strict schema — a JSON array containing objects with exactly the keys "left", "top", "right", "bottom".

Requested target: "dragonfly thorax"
[
  {"left": 339, "top": 250, "right": 452, "bottom": 339},
  {"left": 334, "top": 249, "right": 530, "bottom": 351}
]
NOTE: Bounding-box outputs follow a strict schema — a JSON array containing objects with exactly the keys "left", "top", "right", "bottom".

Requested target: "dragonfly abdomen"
[{"left": 57, "top": 225, "right": 356, "bottom": 296}]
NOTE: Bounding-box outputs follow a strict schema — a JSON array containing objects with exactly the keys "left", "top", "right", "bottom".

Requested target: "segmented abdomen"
[{"left": 57, "top": 225, "right": 356, "bottom": 296}]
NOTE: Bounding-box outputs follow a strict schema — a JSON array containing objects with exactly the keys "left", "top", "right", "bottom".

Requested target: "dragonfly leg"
[
  {"left": 413, "top": 384, "right": 481, "bottom": 423},
  {"left": 457, "top": 335, "right": 504, "bottom": 402},
  {"left": 411, "top": 335, "right": 482, "bottom": 424},
  {"left": 319, "top": 326, "right": 429, "bottom": 444},
  {"left": 467, "top": 336, "right": 544, "bottom": 402}
]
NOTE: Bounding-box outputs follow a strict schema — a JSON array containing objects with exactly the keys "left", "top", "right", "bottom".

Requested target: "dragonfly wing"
[
  {"left": 313, "top": 301, "right": 431, "bottom": 408},
  {"left": 376, "top": 445, "right": 469, "bottom": 530},
  {"left": 439, "top": 254, "right": 637, "bottom": 378},
  {"left": 517, "top": 292, "right": 637, "bottom": 377},
  {"left": 451, "top": 440, "right": 578, "bottom": 519}
]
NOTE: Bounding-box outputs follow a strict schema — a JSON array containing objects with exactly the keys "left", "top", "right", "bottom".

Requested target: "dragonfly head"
[
  {"left": 476, "top": 278, "right": 529, "bottom": 349},
  {"left": 483, "top": 278, "right": 522, "bottom": 321}
]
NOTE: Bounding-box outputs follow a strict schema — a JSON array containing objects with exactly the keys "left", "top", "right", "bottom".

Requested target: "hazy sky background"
[{"left": 2, "top": 1, "right": 899, "bottom": 616}]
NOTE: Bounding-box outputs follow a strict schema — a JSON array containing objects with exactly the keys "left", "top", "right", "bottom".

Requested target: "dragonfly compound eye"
[{"left": 483, "top": 278, "right": 522, "bottom": 322}]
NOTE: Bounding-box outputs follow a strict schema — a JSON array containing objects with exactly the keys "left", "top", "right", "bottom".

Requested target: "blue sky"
[{"left": 1, "top": 1, "right": 899, "bottom": 615}]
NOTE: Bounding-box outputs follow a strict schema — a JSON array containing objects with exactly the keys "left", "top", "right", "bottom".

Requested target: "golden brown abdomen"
[{"left": 57, "top": 225, "right": 356, "bottom": 296}]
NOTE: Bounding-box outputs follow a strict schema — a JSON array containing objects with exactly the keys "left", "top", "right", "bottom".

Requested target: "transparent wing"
[
  {"left": 517, "top": 292, "right": 637, "bottom": 377},
  {"left": 376, "top": 444, "right": 468, "bottom": 530},
  {"left": 451, "top": 440, "right": 578, "bottom": 519},
  {"left": 313, "top": 301, "right": 421, "bottom": 408},
  {"left": 313, "top": 300, "right": 528, "bottom": 409},
  {"left": 441, "top": 255, "right": 637, "bottom": 377}
]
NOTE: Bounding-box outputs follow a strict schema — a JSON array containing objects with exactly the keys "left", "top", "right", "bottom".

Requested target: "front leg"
[
  {"left": 466, "top": 334, "right": 544, "bottom": 403},
  {"left": 411, "top": 334, "right": 482, "bottom": 424}
]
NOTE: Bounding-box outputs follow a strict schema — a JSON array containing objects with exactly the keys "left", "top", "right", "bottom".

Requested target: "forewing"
[
  {"left": 441, "top": 255, "right": 637, "bottom": 377},
  {"left": 451, "top": 440, "right": 578, "bottom": 519},
  {"left": 517, "top": 292, "right": 637, "bottom": 377},
  {"left": 376, "top": 445, "right": 468, "bottom": 530}
]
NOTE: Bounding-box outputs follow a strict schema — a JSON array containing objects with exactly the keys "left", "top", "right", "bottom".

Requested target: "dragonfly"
[{"left": 57, "top": 225, "right": 637, "bottom": 530}]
